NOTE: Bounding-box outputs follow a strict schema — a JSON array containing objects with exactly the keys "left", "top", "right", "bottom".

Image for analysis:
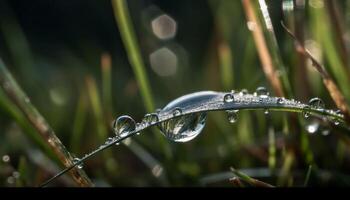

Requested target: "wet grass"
[{"left": 0, "top": 0, "right": 350, "bottom": 187}]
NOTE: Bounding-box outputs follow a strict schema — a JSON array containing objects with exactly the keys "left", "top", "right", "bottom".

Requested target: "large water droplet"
[
  {"left": 224, "top": 93, "right": 234, "bottom": 103},
  {"left": 227, "top": 110, "right": 238, "bottom": 123},
  {"left": 158, "top": 91, "right": 217, "bottom": 142},
  {"left": 308, "top": 97, "right": 325, "bottom": 109},
  {"left": 113, "top": 115, "right": 136, "bottom": 137},
  {"left": 254, "top": 86, "right": 269, "bottom": 98},
  {"left": 73, "top": 158, "right": 83, "bottom": 169}
]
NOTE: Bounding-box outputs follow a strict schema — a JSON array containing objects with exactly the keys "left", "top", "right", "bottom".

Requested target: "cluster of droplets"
[{"left": 108, "top": 89, "right": 343, "bottom": 145}]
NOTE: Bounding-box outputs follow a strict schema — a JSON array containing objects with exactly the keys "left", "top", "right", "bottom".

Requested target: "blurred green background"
[{"left": 1, "top": 0, "right": 350, "bottom": 187}]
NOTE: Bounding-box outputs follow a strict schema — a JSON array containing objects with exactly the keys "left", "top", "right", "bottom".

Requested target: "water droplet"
[
  {"left": 333, "top": 110, "right": 341, "bottom": 125},
  {"left": 224, "top": 93, "right": 234, "bottom": 103},
  {"left": 113, "top": 115, "right": 136, "bottom": 137},
  {"left": 303, "top": 105, "right": 311, "bottom": 118},
  {"left": 306, "top": 121, "right": 319, "bottom": 134},
  {"left": 142, "top": 113, "right": 159, "bottom": 125},
  {"left": 136, "top": 132, "right": 140, "bottom": 136},
  {"left": 73, "top": 158, "right": 83, "bottom": 169},
  {"left": 105, "top": 137, "right": 113, "bottom": 144},
  {"left": 264, "top": 109, "right": 269, "bottom": 115},
  {"left": 254, "top": 86, "right": 269, "bottom": 97},
  {"left": 239, "top": 89, "right": 248, "bottom": 96},
  {"left": 2, "top": 155, "right": 10, "bottom": 163},
  {"left": 227, "top": 110, "right": 238, "bottom": 123},
  {"left": 277, "top": 97, "right": 284, "bottom": 104},
  {"left": 308, "top": 97, "right": 325, "bottom": 109},
  {"left": 159, "top": 91, "right": 217, "bottom": 142},
  {"left": 321, "top": 129, "right": 330, "bottom": 136},
  {"left": 172, "top": 107, "right": 182, "bottom": 117},
  {"left": 116, "top": 142, "right": 120, "bottom": 146}
]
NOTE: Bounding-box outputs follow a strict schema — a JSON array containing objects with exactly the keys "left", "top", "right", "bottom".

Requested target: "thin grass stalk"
[
  {"left": 325, "top": 0, "right": 350, "bottom": 71},
  {"left": 0, "top": 58, "right": 93, "bottom": 187},
  {"left": 230, "top": 167, "right": 274, "bottom": 187},
  {"left": 242, "top": 0, "right": 285, "bottom": 97},
  {"left": 111, "top": 0, "right": 154, "bottom": 112},
  {"left": 111, "top": 0, "right": 172, "bottom": 158},
  {"left": 282, "top": 23, "right": 350, "bottom": 124}
]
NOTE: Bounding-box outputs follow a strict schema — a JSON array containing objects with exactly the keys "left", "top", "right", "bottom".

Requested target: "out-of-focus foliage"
[{"left": 0, "top": 0, "right": 350, "bottom": 187}]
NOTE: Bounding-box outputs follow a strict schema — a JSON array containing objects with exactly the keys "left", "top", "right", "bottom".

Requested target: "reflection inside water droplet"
[
  {"left": 113, "top": 115, "right": 136, "bottom": 137},
  {"left": 227, "top": 110, "right": 238, "bottom": 123},
  {"left": 308, "top": 97, "right": 325, "bottom": 109},
  {"left": 159, "top": 91, "right": 218, "bottom": 142},
  {"left": 254, "top": 86, "right": 269, "bottom": 98},
  {"left": 224, "top": 93, "right": 234, "bottom": 103}
]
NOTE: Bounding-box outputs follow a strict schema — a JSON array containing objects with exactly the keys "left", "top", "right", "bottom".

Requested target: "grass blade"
[
  {"left": 111, "top": 0, "right": 154, "bottom": 112},
  {"left": 0, "top": 58, "right": 93, "bottom": 187},
  {"left": 303, "top": 165, "right": 313, "bottom": 187},
  {"left": 242, "top": 0, "right": 285, "bottom": 97},
  {"left": 282, "top": 23, "right": 350, "bottom": 124},
  {"left": 230, "top": 167, "right": 274, "bottom": 187}
]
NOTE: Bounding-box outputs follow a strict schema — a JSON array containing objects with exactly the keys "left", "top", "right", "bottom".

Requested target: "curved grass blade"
[{"left": 40, "top": 91, "right": 346, "bottom": 186}]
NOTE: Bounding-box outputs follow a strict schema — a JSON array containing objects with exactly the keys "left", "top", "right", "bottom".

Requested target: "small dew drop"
[
  {"left": 73, "top": 158, "right": 83, "bottom": 169},
  {"left": 143, "top": 113, "right": 159, "bottom": 125},
  {"left": 277, "top": 97, "right": 284, "bottom": 104},
  {"left": 239, "top": 89, "right": 248, "bottom": 96},
  {"left": 136, "top": 132, "right": 140, "bottom": 136},
  {"left": 227, "top": 110, "right": 238, "bottom": 123},
  {"left": 116, "top": 142, "right": 120, "bottom": 146},
  {"left": 105, "top": 137, "right": 113, "bottom": 144},
  {"left": 113, "top": 115, "right": 136, "bottom": 137},
  {"left": 172, "top": 107, "right": 182, "bottom": 117},
  {"left": 321, "top": 129, "right": 330, "bottom": 136},
  {"left": 264, "top": 109, "right": 269, "bottom": 115},
  {"left": 254, "top": 86, "right": 269, "bottom": 97},
  {"left": 308, "top": 97, "right": 325, "bottom": 109},
  {"left": 224, "top": 93, "right": 234, "bottom": 103},
  {"left": 306, "top": 121, "right": 319, "bottom": 134},
  {"left": 303, "top": 105, "right": 311, "bottom": 118}
]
